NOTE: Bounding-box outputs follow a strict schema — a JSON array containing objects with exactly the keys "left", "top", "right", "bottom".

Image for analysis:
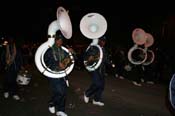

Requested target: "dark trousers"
[
  {"left": 48, "top": 78, "right": 67, "bottom": 112},
  {"left": 85, "top": 70, "right": 105, "bottom": 102},
  {"left": 3, "top": 70, "right": 18, "bottom": 95},
  {"left": 129, "top": 65, "right": 143, "bottom": 83},
  {"left": 115, "top": 64, "right": 124, "bottom": 76}
]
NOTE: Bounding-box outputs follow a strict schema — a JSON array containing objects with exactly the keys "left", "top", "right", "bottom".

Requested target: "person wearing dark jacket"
[
  {"left": 1, "top": 37, "right": 23, "bottom": 100},
  {"left": 44, "top": 31, "right": 74, "bottom": 116},
  {"left": 83, "top": 36, "right": 110, "bottom": 106}
]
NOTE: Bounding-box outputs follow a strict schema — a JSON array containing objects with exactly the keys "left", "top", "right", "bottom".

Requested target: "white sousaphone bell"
[
  {"left": 35, "top": 6, "right": 74, "bottom": 78},
  {"left": 128, "top": 28, "right": 155, "bottom": 65},
  {"left": 128, "top": 28, "right": 147, "bottom": 65},
  {"left": 80, "top": 13, "right": 107, "bottom": 71}
]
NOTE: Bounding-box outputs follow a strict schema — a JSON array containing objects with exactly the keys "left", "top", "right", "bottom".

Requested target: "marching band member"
[
  {"left": 83, "top": 36, "right": 110, "bottom": 106},
  {"left": 34, "top": 6, "right": 74, "bottom": 116},
  {"left": 44, "top": 31, "right": 72, "bottom": 116}
]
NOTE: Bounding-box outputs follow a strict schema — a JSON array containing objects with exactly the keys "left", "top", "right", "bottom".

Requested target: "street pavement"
[{"left": 0, "top": 65, "right": 174, "bottom": 116}]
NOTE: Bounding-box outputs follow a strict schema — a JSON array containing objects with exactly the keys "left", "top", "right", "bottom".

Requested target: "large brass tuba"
[
  {"left": 128, "top": 28, "right": 155, "bottom": 65},
  {"left": 80, "top": 13, "right": 107, "bottom": 71},
  {"left": 169, "top": 74, "right": 175, "bottom": 109},
  {"left": 128, "top": 28, "right": 147, "bottom": 65},
  {"left": 142, "top": 33, "right": 155, "bottom": 65},
  {"left": 34, "top": 6, "right": 74, "bottom": 78}
]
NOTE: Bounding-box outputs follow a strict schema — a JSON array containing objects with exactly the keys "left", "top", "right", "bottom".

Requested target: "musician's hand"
[
  {"left": 68, "top": 48, "right": 74, "bottom": 53},
  {"left": 59, "top": 62, "right": 65, "bottom": 70},
  {"left": 6, "top": 60, "right": 10, "bottom": 65},
  {"left": 88, "top": 56, "right": 94, "bottom": 61},
  {"left": 21, "top": 66, "right": 25, "bottom": 70}
]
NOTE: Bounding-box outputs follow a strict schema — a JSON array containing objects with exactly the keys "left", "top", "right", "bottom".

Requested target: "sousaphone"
[
  {"left": 128, "top": 28, "right": 147, "bottom": 65},
  {"left": 35, "top": 6, "right": 74, "bottom": 78},
  {"left": 142, "top": 33, "right": 155, "bottom": 65},
  {"left": 80, "top": 13, "right": 107, "bottom": 71},
  {"left": 169, "top": 74, "right": 175, "bottom": 109}
]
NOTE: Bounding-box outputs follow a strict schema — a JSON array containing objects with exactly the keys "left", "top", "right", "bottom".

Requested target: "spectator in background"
[
  {"left": 1, "top": 36, "right": 23, "bottom": 100},
  {"left": 113, "top": 46, "right": 127, "bottom": 79}
]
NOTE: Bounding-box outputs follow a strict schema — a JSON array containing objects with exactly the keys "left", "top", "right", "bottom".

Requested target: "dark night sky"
[
  {"left": 1, "top": 0, "right": 175, "bottom": 73},
  {"left": 0, "top": 0, "right": 174, "bottom": 49}
]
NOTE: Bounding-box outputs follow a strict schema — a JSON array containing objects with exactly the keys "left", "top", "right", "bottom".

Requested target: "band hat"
[
  {"left": 99, "top": 36, "right": 106, "bottom": 41},
  {"left": 55, "top": 34, "right": 64, "bottom": 40},
  {"left": 55, "top": 31, "right": 64, "bottom": 40}
]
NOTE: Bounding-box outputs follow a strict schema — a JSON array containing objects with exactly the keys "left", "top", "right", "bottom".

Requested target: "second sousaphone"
[{"left": 80, "top": 13, "right": 107, "bottom": 71}]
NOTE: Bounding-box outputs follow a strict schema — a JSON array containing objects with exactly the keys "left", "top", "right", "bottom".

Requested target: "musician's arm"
[{"left": 84, "top": 46, "right": 98, "bottom": 60}]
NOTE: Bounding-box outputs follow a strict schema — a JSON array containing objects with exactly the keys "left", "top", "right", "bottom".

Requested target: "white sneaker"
[
  {"left": 48, "top": 106, "right": 55, "bottom": 114},
  {"left": 132, "top": 81, "right": 142, "bottom": 87},
  {"left": 146, "top": 81, "right": 154, "bottom": 84},
  {"left": 115, "top": 74, "right": 119, "bottom": 78},
  {"left": 141, "top": 78, "right": 145, "bottom": 83},
  {"left": 56, "top": 111, "right": 68, "bottom": 116},
  {"left": 92, "top": 100, "right": 104, "bottom": 106},
  {"left": 4, "top": 92, "right": 9, "bottom": 98},
  {"left": 84, "top": 93, "right": 89, "bottom": 103},
  {"left": 12, "top": 95, "right": 20, "bottom": 100},
  {"left": 119, "top": 76, "right": 124, "bottom": 79}
]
